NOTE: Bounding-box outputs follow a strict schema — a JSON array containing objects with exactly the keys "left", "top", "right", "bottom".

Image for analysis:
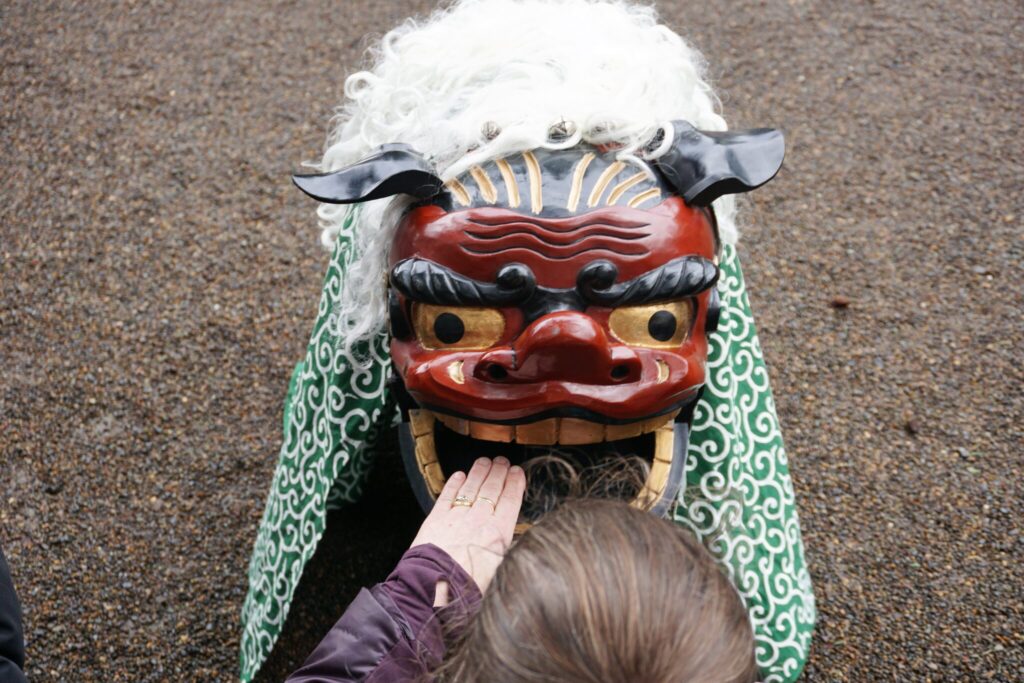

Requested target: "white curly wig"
[{"left": 307, "top": 0, "right": 737, "bottom": 351}]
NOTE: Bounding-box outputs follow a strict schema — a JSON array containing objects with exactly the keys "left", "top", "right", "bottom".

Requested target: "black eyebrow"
[
  {"left": 389, "top": 257, "right": 537, "bottom": 306},
  {"left": 577, "top": 256, "right": 718, "bottom": 306},
  {"left": 390, "top": 255, "right": 717, "bottom": 312}
]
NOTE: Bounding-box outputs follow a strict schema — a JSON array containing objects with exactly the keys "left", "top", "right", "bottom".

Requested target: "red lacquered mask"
[{"left": 293, "top": 123, "right": 784, "bottom": 518}]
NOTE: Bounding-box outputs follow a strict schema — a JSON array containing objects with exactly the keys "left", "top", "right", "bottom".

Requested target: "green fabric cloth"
[
  {"left": 240, "top": 216, "right": 815, "bottom": 682},
  {"left": 676, "top": 244, "right": 815, "bottom": 681}
]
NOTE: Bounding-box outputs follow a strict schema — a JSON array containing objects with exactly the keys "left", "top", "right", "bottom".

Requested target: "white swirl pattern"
[
  {"left": 240, "top": 236, "right": 815, "bottom": 682},
  {"left": 676, "top": 243, "right": 815, "bottom": 681}
]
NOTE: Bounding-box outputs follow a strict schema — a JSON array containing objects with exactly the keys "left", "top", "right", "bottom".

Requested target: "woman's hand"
[{"left": 411, "top": 457, "right": 525, "bottom": 595}]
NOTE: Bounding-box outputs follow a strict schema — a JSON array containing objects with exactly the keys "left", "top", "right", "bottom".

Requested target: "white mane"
[{"left": 307, "top": 0, "right": 737, "bottom": 352}]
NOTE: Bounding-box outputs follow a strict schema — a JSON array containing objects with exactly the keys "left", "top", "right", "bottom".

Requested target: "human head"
[{"left": 440, "top": 499, "right": 758, "bottom": 683}]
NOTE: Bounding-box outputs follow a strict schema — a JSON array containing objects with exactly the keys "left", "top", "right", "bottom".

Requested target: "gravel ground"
[{"left": 1, "top": 1, "right": 1021, "bottom": 681}]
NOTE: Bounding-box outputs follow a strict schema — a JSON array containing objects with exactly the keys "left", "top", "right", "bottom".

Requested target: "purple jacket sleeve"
[
  {"left": 286, "top": 543, "right": 481, "bottom": 683},
  {"left": 0, "top": 546, "right": 27, "bottom": 683}
]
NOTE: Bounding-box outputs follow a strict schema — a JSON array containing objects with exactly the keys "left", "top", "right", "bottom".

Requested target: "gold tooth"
[
  {"left": 604, "top": 421, "right": 645, "bottom": 441},
  {"left": 641, "top": 410, "right": 679, "bottom": 434},
  {"left": 656, "top": 359, "right": 670, "bottom": 383},
  {"left": 558, "top": 418, "right": 605, "bottom": 445},
  {"left": 447, "top": 360, "right": 465, "bottom": 384},
  {"left": 637, "top": 487, "right": 658, "bottom": 509},
  {"left": 636, "top": 459, "right": 672, "bottom": 509},
  {"left": 412, "top": 410, "right": 442, "bottom": 495},
  {"left": 413, "top": 431, "right": 437, "bottom": 466},
  {"left": 411, "top": 411, "right": 444, "bottom": 497},
  {"left": 423, "top": 461, "right": 446, "bottom": 496},
  {"left": 633, "top": 422, "right": 677, "bottom": 511},
  {"left": 409, "top": 409, "right": 434, "bottom": 438},
  {"left": 653, "top": 425, "right": 674, "bottom": 464},
  {"left": 640, "top": 416, "right": 664, "bottom": 434},
  {"left": 469, "top": 420, "right": 514, "bottom": 443},
  {"left": 648, "top": 458, "right": 671, "bottom": 495},
  {"left": 514, "top": 418, "right": 559, "bottom": 445},
  {"left": 436, "top": 413, "right": 470, "bottom": 436}
]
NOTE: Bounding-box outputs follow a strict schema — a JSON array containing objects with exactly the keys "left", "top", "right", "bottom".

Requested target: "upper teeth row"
[{"left": 420, "top": 410, "right": 678, "bottom": 446}]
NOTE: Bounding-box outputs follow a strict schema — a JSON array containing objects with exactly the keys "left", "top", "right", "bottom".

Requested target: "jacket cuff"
[{"left": 377, "top": 543, "right": 482, "bottom": 644}]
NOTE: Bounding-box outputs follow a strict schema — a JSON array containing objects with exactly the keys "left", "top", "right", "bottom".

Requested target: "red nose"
[{"left": 477, "top": 312, "right": 641, "bottom": 384}]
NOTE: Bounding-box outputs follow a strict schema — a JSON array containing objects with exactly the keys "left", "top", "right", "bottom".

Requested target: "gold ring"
[
  {"left": 476, "top": 496, "right": 496, "bottom": 508},
  {"left": 452, "top": 495, "right": 474, "bottom": 507}
]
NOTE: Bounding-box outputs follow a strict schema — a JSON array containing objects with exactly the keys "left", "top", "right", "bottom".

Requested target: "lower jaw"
[{"left": 400, "top": 408, "right": 684, "bottom": 525}]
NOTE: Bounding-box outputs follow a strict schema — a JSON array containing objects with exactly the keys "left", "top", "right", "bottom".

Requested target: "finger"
[
  {"left": 473, "top": 456, "right": 509, "bottom": 513},
  {"left": 433, "top": 471, "right": 466, "bottom": 509},
  {"left": 433, "top": 580, "right": 450, "bottom": 608},
  {"left": 494, "top": 465, "right": 526, "bottom": 533},
  {"left": 455, "top": 457, "right": 492, "bottom": 503}
]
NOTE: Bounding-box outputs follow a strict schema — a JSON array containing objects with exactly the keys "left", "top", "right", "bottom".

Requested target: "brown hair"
[{"left": 439, "top": 499, "right": 758, "bottom": 683}]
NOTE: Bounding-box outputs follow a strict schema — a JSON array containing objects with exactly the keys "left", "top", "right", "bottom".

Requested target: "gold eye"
[
  {"left": 608, "top": 300, "right": 693, "bottom": 348},
  {"left": 413, "top": 303, "right": 505, "bottom": 350}
]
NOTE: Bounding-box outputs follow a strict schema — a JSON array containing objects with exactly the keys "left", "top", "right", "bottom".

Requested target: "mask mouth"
[{"left": 400, "top": 408, "right": 685, "bottom": 525}]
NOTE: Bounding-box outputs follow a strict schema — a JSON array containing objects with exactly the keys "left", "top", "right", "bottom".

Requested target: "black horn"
[
  {"left": 292, "top": 143, "right": 444, "bottom": 204},
  {"left": 651, "top": 121, "right": 785, "bottom": 206}
]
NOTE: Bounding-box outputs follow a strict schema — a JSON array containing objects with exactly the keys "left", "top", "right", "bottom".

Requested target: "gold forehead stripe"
[
  {"left": 627, "top": 187, "right": 662, "bottom": 208},
  {"left": 446, "top": 178, "right": 471, "bottom": 206},
  {"left": 450, "top": 154, "right": 660, "bottom": 212},
  {"left": 469, "top": 166, "right": 498, "bottom": 204},
  {"left": 566, "top": 152, "right": 596, "bottom": 212},
  {"left": 494, "top": 158, "right": 520, "bottom": 208},
  {"left": 522, "top": 150, "right": 543, "bottom": 214},
  {"left": 606, "top": 171, "right": 648, "bottom": 205},
  {"left": 589, "top": 161, "right": 626, "bottom": 207}
]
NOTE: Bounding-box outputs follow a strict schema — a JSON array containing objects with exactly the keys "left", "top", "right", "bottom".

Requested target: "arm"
[
  {"left": 286, "top": 544, "right": 479, "bottom": 683},
  {"left": 287, "top": 457, "right": 525, "bottom": 683}
]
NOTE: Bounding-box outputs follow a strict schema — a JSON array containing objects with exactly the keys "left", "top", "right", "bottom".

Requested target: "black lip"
[{"left": 414, "top": 393, "right": 696, "bottom": 427}]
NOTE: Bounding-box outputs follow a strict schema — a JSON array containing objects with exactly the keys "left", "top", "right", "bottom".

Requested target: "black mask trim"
[
  {"left": 292, "top": 143, "right": 444, "bottom": 204},
  {"left": 388, "top": 288, "right": 413, "bottom": 340},
  {"left": 651, "top": 121, "right": 785, "bottom": 206},
  {"left": 705, "top": 287, "right": 722, "bottom": 335}
]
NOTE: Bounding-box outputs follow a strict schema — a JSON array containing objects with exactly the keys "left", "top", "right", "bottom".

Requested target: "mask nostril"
[
  {"left": 487, "top": 364, "right": 509, "bottom": 381},
  {"left": 610, "top": 364, "right": 630, "bottom": 380}
]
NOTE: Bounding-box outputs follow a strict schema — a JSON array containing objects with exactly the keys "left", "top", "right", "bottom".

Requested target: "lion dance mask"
[{"left": 293, "top": 123, "right": 784, "bottom": 517}]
